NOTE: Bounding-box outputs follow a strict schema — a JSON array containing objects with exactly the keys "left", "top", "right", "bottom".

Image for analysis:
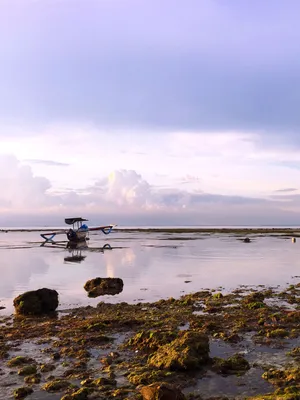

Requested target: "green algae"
[
  {"left": 266, "top": 328, "right": 289, "bottom": 338},
  {"left": 1, "top": 279, "right": 300, "bottom": 400},
  {"left": 125, "top": 329, "right": 178, "bottom": 352},
  {"left": 148, "top": 331, "right": 209, "bottom": 371},
  {"left": 18, "top": 365, "right": 37, "bottom": 376},
  {"left": 212, "top": 354, "right": 250, "bottom": 375}
]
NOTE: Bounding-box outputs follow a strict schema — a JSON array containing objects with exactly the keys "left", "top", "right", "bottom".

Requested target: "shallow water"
[{"left": 0, "top": 230, "right": 299, "bottom": 314}]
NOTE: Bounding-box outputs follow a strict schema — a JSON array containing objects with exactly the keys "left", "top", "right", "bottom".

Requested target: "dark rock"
[
  {"left": 13, "top": 288, "right": 58, "bottom": 315},
  {"left": 13, "top": 386, "right": 33, "bottom": 399},
  {"left": 141, "top": 382, "right": 186, "bottom": 400},
  {"left": 84, "top": 277, "right": 124, "bottom": 297},
  {"left": 243, "top": 237, "right": 251, "bottom": 243}
]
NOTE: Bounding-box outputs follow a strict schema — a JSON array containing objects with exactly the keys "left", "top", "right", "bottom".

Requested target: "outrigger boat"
[{"left": 40, "top": 217, "right": 115, "bottom": 243}]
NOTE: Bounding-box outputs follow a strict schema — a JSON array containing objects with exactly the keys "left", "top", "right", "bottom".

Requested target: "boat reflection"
[{"left": 40, "top": 239, "right": 112, "bottom": 264}]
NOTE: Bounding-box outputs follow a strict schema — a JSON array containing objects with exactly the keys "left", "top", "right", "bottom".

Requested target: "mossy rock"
[
  {"left": 13, "top": 386, "right": 33, "bottom": 399},
  {"left": 266, "top": 329, "right": 289, "bottom": 338},
  {"left": 40, "top": 363, "right": 56, "bottom": 373},
  {"left": 262, "top": 367, "right": 300, "bottom": 387},
  {"left": 84, "top": 277, "right": 124, "bottom": 297},
  {"left": 212, "top": 354, "right": 250, "bottom": 375},
  {"left": 245, "top": 302, "right": 265, "bottom": 310},
  {"left": 287, "top": 347, "right": 300, "bottom": 359},
  {"left": 7, "top": 356, "right": 34, "bottom": 367},
  {"left": 148, "top": 331, "right": 209, "bottom": 371},
  {"left": 86, "top": 322, "right": 107, "bottom": 331},
  {"left": 61, "top": 387, "right": 91, "bottom": 400},
  {"left": 127, "top": 366, "right": 174, "bottom": 385},
  {"left": 126, "top": 330, "right": 178, "bottom": 353},
  {"left": 13, "top": 288, "right": 59, "bottom": 315},
  {"left": 18, "top": 365, "right": 37, "bottom": 376},
  {"left": 212, "top": 293, "right": 223, "bottom": 299},
  {"left": 243, "top": 292, "right": 265, "bottom": 304},
  {"left": 24, "top": 373, "right": 41, "bottom": 384},
  {"left": 42, "top": 379, "right": 71, "bottom": 392},
  {"left": 92, "top": 377, "right": 117, "bottom": 387}
]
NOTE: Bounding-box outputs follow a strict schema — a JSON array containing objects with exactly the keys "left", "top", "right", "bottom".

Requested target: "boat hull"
[{"left": 66, "top": 228, "right": 88, "bottom": 242}]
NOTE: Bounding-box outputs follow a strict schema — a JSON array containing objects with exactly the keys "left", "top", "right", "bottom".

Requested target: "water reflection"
[{"left": 0, "top": 231, "right": 300, "bottom": 315}]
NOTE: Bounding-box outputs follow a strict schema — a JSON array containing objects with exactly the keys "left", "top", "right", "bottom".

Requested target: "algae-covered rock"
[
  {"left": 40, "top": 363, "right": 56, "bottom": 373},
  {"left": 84, "top": 277, "right": 124, "bottom": 297},
  {"left": 126, "top": 330, "right": 178, "bottom": 353},
  {"left": 24, "top": 373, "right": 41, "bottom": 384},
  {"left": 42, "top": 379, "right": 71, "bottom": 392},
  {"left": 13, "top": 288, "right": 59, "bottom": 315},
  {"left": 148, "top": 331, "right": 209, "bottom": 371},
  {"left": 243, "top": 292, "right": 265, "bottom": 304},
  {"left": 212, "top": 354, "right": 250, "bottom": 375},
  {"left": 13, "top": 386, "right": 33, "bottom": 399},
  {"left": 18, "top": 365, "right": 37, "bottom": 376},
  {"left": 266, "top": 328, "right": 289, "bottom": 338},
  {"left": 61, "top": 388, "right": 90, "bottom": 400},
  {"left": 141, "top": 382, "right": 186, "bottom": 400},
  {"left": 7, "top": 356, "right": 34, "bottom": 367}
]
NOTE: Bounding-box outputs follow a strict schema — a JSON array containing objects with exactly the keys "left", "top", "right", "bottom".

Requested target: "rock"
[
  {"left": 18, "top": 365, "right": 37, "bottom": 376},
  {"left": 13, "top": 288, "right": 59, "bottom": 315},
  {"left": 243, "top": 237, "right": 251, "bottom": 243},
  {"left": 42, "top": 379, "right": 71, "bottom": 392},
  {"left": 212, "top": 354, "right": 250, "bottom": 375},
  {"left": 40, "top": 363, "right": 56, "bottom": 373},
  {"left": 13, "top": 386, "right": 33, "bottom": 399},
  {"left": 148, "top": 331, "right": 209, "bottom": 371},
  {"left": 24, "top": 373, "right": 41, "bottom": 384},
  {"left": 84, "top": 277, "right": 124, "bottom": 297},
  {"left": 7, "top": 356, "right": 34, "bottom": 367},
  {"left": 141, "top": 382, "right": 186, "bottom": 400}
]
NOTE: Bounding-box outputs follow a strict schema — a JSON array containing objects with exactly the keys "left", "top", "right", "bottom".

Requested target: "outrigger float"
[{"left": 40, "top": 217, "right": 115, "bottom": 243}]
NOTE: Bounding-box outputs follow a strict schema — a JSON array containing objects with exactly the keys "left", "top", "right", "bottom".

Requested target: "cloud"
[
  {"left": 0, "top": 154, "right": 299, "bottom": 226},
  {"left": 0, "top": 155, "right": 52, "bottom": 210},
  {"left": 24, "top": 159, "right": 70, "bottom": 167},
  {"left": 1, "top": 0, "right": 300, "bottom": 143},
  {"left": 274, "top": 188, "right": 298, "bottom": 193}
]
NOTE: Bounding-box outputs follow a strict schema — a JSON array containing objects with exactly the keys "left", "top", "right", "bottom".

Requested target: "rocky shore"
[{"left": 0, "top": 279, "right": 299, "bottom": 400}]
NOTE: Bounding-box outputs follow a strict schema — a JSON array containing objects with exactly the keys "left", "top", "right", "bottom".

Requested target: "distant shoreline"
[{"left": 1, "top": 226, "right": 300, "bottom": 234}]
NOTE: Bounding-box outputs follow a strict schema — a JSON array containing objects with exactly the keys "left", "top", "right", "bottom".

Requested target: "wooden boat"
[{"left": 40, "top": 217, "right": 115, "bottom": 243}]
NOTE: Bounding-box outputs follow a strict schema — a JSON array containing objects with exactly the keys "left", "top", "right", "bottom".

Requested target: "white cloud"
[{"left": 0, "top": 155, "right": 51, "bottom": 210}]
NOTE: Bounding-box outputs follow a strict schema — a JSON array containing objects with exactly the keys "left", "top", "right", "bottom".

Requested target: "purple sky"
[{"left": 0, "top": 0, "right": 300, "bottom": 226}]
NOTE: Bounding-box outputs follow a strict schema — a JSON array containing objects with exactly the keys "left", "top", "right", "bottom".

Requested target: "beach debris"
[
  {"left": 292, "top": 237, "right": 296, "bottom": 243},
  {"left": 13, "top": 288, "right": 59, "bottom": 315},
  {"left": 140, "top": 382, "right": 186, "bottom": 400},
  {"left": 243, "top": 237, "right": 251, "bottom": 243},
  {"left": 84, "top": 277, "right": 124, "bottom": 297}
]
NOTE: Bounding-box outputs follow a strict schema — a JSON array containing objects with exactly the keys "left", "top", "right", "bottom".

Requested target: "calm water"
[{"left": 0, "top": 230, "right": 299, "bottom": 314}]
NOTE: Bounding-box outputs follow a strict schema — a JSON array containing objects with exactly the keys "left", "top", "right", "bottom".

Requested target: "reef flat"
[{"left": 0, "top": 281, "right": 299, "bottom": 399}]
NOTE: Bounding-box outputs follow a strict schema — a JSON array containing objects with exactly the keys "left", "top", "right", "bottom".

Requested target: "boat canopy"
[{"left": 65, "top": 217, "right": 88, "bottom": 225}]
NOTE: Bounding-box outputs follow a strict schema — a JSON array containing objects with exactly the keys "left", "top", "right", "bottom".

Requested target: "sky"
[{"left": 0, "top": 0, "right": 300, "bottom": 226}]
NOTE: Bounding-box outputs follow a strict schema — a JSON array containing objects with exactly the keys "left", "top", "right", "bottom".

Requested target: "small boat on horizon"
[{"left": 40, "top": 217, "right": 116, "bottom": 243}]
